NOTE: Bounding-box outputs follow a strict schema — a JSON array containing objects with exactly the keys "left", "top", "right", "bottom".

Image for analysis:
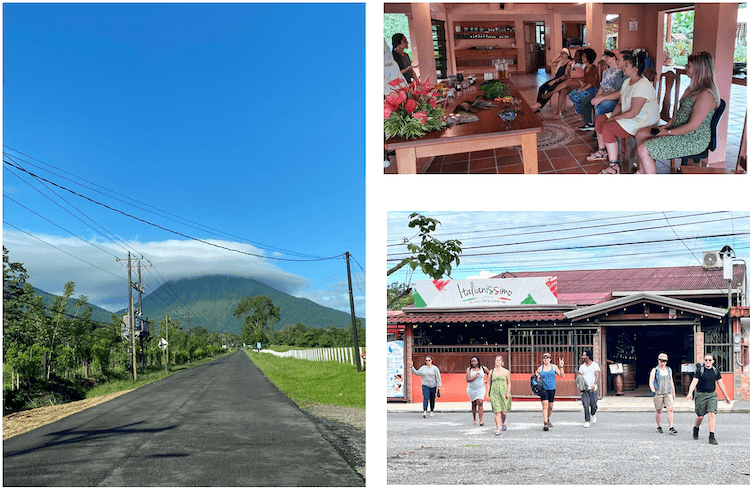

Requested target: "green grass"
[
  {"left": 245, "top": 350, "right": 364, "bottom": 409},
  {"left": 266, "top": 345, "right": 308, "bottom": 352}
]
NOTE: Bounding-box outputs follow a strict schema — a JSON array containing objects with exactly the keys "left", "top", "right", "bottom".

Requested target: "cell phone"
[{"left": 651, "top": 127, "right": 660, "bottom": 135}]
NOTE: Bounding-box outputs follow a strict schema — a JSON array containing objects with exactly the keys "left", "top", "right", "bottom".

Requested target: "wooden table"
[{"left": 385, "top": 79, "right": 544, "bottom": 174}]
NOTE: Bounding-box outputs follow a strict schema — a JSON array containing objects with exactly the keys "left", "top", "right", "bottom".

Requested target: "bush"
[{"left": 734, "top": 44, "right": 747, "bottom": 63}]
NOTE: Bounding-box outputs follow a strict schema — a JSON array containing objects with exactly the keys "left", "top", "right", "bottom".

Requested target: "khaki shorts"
[
  {"left": 694, "top": 390, "right": 718, "bottom": 416},
  {"left": 653, "top": 393, "right": 674, "bottom": 410}
]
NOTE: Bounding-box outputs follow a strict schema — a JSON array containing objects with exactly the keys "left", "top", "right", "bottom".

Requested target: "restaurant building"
[
  {"left": 385, "top": 2, "right": 745, "bottom": 168},
  {"left": 387, "top": 259, "right": 750, "bottom": 403}
]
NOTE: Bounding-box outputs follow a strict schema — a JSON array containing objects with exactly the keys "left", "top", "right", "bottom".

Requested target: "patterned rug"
[{"left": 536, "top": 122, "right": 576, "bottom": 151}]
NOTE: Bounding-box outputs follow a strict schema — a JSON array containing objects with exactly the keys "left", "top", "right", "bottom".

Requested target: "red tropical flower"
[
  {"left": 388, "top": 78, "right": 405, "bottom": 87},
  {"left": 385, "top": 91, "right": 406, "bottom": 109},
  {"left": 429, "top": 98, "right": 437, "bottom": 109},
  {"left": 404, "top": 99, "right": 418, "bottom": 114},
  {"left": 384, "top": 104, "right": 394, "bottom": 119},
  {"left": 413, "top": 110, "right": 428, "bottom": 124}
]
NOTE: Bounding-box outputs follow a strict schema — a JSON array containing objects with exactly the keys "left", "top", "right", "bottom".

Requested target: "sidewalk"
[{"left": 388, "top": 396, "right": 748, "bottom": 413}]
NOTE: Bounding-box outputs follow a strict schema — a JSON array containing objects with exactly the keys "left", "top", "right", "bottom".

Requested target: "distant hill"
[
  {"left": 113, "top": 275, "right": 362, "bottom": 335},
  {"left": 32, "top": 287, "right": 116, "bottom": 326}
]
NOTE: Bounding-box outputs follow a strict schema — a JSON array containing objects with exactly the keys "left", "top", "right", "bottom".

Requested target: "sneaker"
[
  {"left": 709, "top": 435, "right": 718, "bottom": 445},
  {"left": 584, "top": 421, "right": 590, "bottom": 428},
  {"left": 592, "top": 414, "right": 597, "bottom": 424},
  {"left": 579, "top": 123, "right": 595, "bottom": 131},
  {"left": 693, "top": 427, "right": 700, "bottom": 439},
  {"left": 422, "top": 411, "right": 427, "bottom": 418},
  {"left": 656, "top": 426, "right": 663, "bottom": 434},
  {"left": 669, "top": 427, "right": 678, "bottom": 435},
  {"left": 543, "top": 422, "right": 549, "bottom": 431},
  {"left": 429, "top": 411, "right": 434, "bottom": 417},
  {"left": 547, "top": 421, "right": 553, "bottom": 428}
]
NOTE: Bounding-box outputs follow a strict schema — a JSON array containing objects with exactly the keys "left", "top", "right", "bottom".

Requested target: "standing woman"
[
  {"left": 529, "top": 48, "right": 572, "bottom": 113},
  {"left": 391, "top": 33, "right": 418, "bottom": 84},
  {"left": 411, "top": 356, "right": 441, "bottom": 418},
  {"left": 587, "top": 52, "right": 659, "bottom": 174},
  {"left": 466, "top": 356, "right": 491, "bottom": 426},
  {"left": 488, "top": 355, "right": 512, "bottom": 435},
  {"left": 634, "top": 51, "right": 721, "bottom": 174},
  {"left": 535, "top": 352, "right": 565, "bottom": 431}
]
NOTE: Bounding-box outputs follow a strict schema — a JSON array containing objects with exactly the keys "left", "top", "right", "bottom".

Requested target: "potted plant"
[{"left": 663, "top": 42, "right": 677, "bottom": 66}]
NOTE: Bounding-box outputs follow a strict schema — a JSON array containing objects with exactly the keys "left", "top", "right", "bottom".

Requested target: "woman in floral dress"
[
  {"left": 634, "top": 52, "right": 720, "bottom": 174},
  {"left": 488, "top": 355, "right": 512, "bottom": 435}
]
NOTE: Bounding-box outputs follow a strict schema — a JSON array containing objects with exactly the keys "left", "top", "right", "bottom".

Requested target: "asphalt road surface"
[
  {"left": 388, "top": 411, "right": 750, "bottom": 484},
  {"left": 3, "top": 351, "right": 364, "bottom": 487}
]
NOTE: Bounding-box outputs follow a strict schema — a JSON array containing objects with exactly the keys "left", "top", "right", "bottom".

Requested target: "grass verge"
[{"left": 245, "top": 349, "right": 364, "bottom": 409}]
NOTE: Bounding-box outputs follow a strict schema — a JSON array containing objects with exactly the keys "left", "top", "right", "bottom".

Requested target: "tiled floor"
[{"left": 385, "top": 69, "right": 746, "bottom": 174}]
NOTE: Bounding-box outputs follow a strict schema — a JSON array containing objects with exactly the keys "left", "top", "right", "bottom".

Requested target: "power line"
[{"left": 5, "top": 157, "right": 345, "bottom": 263}]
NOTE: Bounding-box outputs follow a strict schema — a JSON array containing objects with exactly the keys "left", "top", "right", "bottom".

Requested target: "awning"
[{"left": 386, "top": 310, "right": 568, "bottom": 325}]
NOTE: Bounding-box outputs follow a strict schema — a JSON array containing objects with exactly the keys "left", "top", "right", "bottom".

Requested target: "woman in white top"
[{"left": 587, "top": 52, "right": 660, "bottom": 174}]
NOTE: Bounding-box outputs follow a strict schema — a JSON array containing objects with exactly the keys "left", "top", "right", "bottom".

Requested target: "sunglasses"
[
  {"left": 704, "top": 358, "right": 714, "bottom": 362},
  {"left": 659, "top": 359, "right": 667, "bottom": 362},
  {"left": 543, "top": 356, "right": 551, "bottom": 359}
]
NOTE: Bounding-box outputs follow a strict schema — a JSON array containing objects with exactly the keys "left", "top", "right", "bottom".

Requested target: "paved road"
[
  {"left": 388, "top": 411, "right": 750, "bottom": 484},
  {"left": 3, "top": 351, "right": 364, "bottom": 486}
]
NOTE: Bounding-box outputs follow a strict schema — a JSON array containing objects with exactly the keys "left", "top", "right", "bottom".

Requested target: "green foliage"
[
  {"left": 387, "top": 212, "right": 463, "bottom": 280},
  {"left": 246, "top": 350, "right": 365, "bottom": 409},
  {"left": 387, "top": 282, "right": 414, "bottom": 311},
  {"left": 671, "top": 11, "right": 694, "bottom": 37},
  {"left": 234, "top": 295, "right": 280, "bottom": 346},
  {"left": 735, "top": 44, "right": 747, "bottom": 63},
  {"left": 479, "top": 80, "right": 509, "bottom": 100},
  {"left": 274, "top": 320, "right": 365, "bottom": 349}
]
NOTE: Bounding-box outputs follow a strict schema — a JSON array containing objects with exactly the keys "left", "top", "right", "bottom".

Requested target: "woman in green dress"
[
  {"left": 488, "top": 355, "right": 512, "bottom": 435},
  {"left": 635, "top": 51, "right": 720, "bottom": 174}
]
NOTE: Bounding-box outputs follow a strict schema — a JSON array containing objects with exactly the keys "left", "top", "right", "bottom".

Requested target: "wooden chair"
[
  {"left": 673, "top": 99, "right": 728, "bottom": 172},
  {"left": 681, "top": 111, "right": 746, "bottom": 174},
  {"left": 657, "top": 71, "right": 680, "bottom": 122}
]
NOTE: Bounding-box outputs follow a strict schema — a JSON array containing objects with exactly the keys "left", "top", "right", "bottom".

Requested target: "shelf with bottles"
[{"left": 453, "top": 22, "right": 515, "bottom": 40}]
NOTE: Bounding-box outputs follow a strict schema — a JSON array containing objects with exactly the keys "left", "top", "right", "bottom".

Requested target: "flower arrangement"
[{"left": 384, "top": 77, "right": 446, "bottom": 139}]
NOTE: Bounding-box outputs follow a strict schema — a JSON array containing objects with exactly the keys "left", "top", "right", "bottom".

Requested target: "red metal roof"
[
  {"left": 491, "top": 265, "right": 745, "bottom": 294},
  {"left": 387, "top": 310, "right": 568, "bottom": 325}
]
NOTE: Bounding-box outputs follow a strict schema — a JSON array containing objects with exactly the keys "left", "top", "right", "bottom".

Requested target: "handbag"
[
  {"left": 571, "top": 65, "right": 585, "bottom": 79},
  {"left": 436, "top": 388, "right": 441, "bottom": 398}
]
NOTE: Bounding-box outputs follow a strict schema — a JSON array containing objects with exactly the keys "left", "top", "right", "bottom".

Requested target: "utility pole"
[
  {"left": 182, "top": 313, "right": 193, "bottom": 362},
  {"left": 345, "top": 252, "right": 362, "bottom": 372},
  {"left": 116, "top": 253, "right": 149, "bottom": 380}
]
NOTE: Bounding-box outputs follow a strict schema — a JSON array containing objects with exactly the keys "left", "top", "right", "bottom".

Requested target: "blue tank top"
[{"left": 540, "top": 366, "right": 556, "bottom": 390}]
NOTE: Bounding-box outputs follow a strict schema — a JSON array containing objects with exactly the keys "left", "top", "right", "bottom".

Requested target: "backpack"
[{"left": 530, "top": 373, "right": 543, "bottom": 396}]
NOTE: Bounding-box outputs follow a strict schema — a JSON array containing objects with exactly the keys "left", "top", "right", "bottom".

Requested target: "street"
[
  {"left": 3, "top": 351, "right": 364, "bottom": 487},
  {"left": 388, "top": 410, "right": 750, "bottom": 484}
]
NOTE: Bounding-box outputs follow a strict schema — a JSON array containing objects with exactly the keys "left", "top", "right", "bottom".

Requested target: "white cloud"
[{"left": 3, "top": 230, "right": 365, "bottom": 313}]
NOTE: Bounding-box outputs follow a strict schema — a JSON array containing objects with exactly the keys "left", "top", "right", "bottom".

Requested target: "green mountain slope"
[
  {"left": 32, "top": 287, "right": 116, "bottom": 326},
  {"left": 115, "top": 275, "right": 361, "bottom": 335}
]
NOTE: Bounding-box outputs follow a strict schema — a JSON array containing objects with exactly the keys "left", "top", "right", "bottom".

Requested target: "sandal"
[
  {"left": 479, "top": 422, "right": 484, "bottom": 426},
  {"left": 472, "top": 420, "right": 477, "bottom": 425},
  {"left": 501, "top": 424, "right": 507, "bottom": 431},
  {"left": 599, "top": 162, "right": 621, "bottom": 174},
  {"left": 494, "top": 430, "right": 501, "bottom": 436},
  {"left": 587, "top": 149, "right": 607, "bottom": 161}
]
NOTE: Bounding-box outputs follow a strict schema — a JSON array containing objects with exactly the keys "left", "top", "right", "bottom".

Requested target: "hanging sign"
[
  {"left": 387, "top": 341, "right": 405, "bottom": 398},
  {"left": 629, "top": 19, "right": 638, "bottom": 31},
  {"left": 412, "top": 277, "right": 558, "bottom": 309}
]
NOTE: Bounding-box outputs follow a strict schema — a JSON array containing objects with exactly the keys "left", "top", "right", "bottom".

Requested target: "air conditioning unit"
[{"left": 702, "top": 251, "right": 723, "bottom": 269}]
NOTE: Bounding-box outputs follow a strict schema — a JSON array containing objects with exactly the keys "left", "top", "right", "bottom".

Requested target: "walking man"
[
  {"left": 649, "top": 353, "right": 677, "bottom": 434},
  {"left": 577, "top": 349, "right": 600, "bottom": 428},
  {"left": 410, "top": 356, "right": 442, "bottom": 418},
  {"left": 686, "top": 353, "right": 731, "bottom": 445}
]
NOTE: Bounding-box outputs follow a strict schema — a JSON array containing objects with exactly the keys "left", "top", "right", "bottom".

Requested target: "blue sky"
[
  {"left": 387, "top": 211, "right": 750, "bottom": 286},
  {"left": 3, "top": 3, "right": 365, "bottom": 316}
]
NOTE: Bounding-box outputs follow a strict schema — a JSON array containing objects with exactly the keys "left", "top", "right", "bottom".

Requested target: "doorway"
[
  {"left": 524, "top": 21, "right": 546, "bottom": 73},
  {"left": 606, "top": 325, "right": 694, "bottom": 393}
]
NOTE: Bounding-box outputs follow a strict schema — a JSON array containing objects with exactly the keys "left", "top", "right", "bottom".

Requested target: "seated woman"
[
  {"left": 578, "top": 50, "right": 627, "bottom": 131},
  {"left": 586, "top": 52, "right": 660, "bottom": 174},
  {"left": 539, "top": 49, "right": 590, "bottom": 119},
  {"left": 568, "top": 48, "right": 601, "bottom": 122},
  {"left": 634, "top": 51, "right": 721, "bottom": 174},
  {"left": 391, "top": 33, "right": 418, "bottom": 84},
  {"left": 529, "top": 48, "right": 572, "bottom": 113}
]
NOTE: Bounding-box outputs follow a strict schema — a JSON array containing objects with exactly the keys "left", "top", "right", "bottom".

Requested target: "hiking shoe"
[
  {"left": 656, "top": 426, "right": 663, "bottom": 434},
  {"left": 429, "top": 411, "right": 434, "bottom": 417},
  {"left": 709, "top": 435, "right": 718, "bottom": 445},
  {"left": 584, "top": 421, "right": 590, "bottom": 428},
  {"left": 669, "top": 427, "right": 678, "bottom": 435},
  {"left": 693, "top": 427, "right": 700, "bottom": 439},
  {"left": 422, "top": 411, "right": 427, "bottom": 418},
  {"left": 592, "top": 414, "right": 597, "bottom": 424},
  {"left": 579, "top": 123, "right": 595, "bottom": 131},
  {"left": 543, "top": 423, "right": 549, "bottom": 431}
]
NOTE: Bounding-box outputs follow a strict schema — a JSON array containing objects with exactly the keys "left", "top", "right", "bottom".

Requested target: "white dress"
[{"left": 466, "top": 368, "right": 486, "bottom": 401}]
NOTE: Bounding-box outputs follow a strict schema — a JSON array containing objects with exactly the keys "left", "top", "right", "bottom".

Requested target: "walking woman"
[
  {"left": 634, "top": 51, "right": 721, "bottom": 174},
  {"left": 411, "top": 356, "right": 441, "bottom": 418},
  {"left": 466, "top": 356, "right": 490, "bottom": 426},
  {"left": 587, "top": 51, "right": 659, "bottom": 174},
  {"left": 529, "top": 48, "right": 572, "bottom": 113},
  {"left": 535, "top": 353, "right": 564, "bottom": 431},
  {"left": 488, "top": 355, "right": 512, "bottom": 435}
]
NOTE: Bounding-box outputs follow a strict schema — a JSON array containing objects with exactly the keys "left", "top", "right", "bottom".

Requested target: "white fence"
[{"left": 258, "top": 347, "right": 362, "bottom": 366}]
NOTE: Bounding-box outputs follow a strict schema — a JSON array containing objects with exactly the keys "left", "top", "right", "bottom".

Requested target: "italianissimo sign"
[{"left": 413, "top": 277, "right": 558, "bottom": 308}]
